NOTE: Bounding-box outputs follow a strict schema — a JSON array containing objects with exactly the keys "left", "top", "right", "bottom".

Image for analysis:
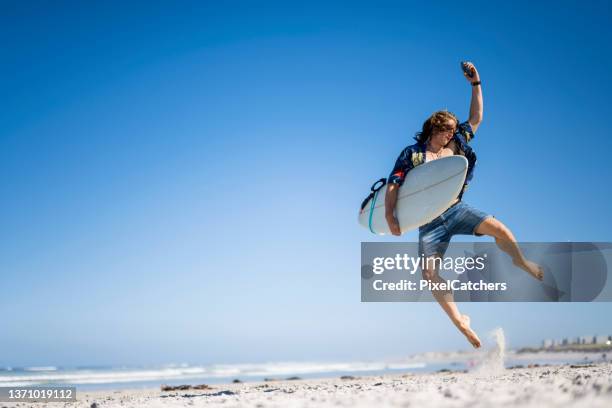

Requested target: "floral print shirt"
[{"left": 387, "top": 121, "right": 477, "bottom": 199}]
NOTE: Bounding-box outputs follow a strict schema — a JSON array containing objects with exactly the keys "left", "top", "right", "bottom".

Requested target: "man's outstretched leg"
[
  {"left": 422, "top": 259, "right": 482, "bottom": 348},
  {"left": 475, "top": 218, "right": 544, "bottom": 280}
]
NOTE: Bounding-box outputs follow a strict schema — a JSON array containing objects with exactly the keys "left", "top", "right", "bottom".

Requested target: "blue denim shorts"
[{"left": 419, "top": 201, "right": 492, "bottom": 258}]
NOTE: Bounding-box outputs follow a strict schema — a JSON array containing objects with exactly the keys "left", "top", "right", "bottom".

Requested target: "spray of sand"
[{"left": 472, "top": 327, "right": 506, "bottom": 376}]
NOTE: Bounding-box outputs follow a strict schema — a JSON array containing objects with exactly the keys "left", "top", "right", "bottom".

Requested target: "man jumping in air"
[{"left": 384, "top": 62, "right": 544, "bottom": 348}]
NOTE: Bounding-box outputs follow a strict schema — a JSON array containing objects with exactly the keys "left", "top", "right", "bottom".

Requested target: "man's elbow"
[{"left": 469, "top": 115, "right": 483, "bottom": 128}]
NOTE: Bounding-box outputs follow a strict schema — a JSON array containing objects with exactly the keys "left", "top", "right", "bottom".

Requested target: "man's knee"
[
  {"left": 422, "top": 267, "right": 437, "bottom": 281},
  {"left": 493, "top": 220, "right": 513, "bottom": 239}
]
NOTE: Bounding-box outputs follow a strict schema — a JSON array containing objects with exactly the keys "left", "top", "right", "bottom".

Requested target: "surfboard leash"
[
  {"left": 361, "top": 178, "right": 386, "bottom": 234},
  {"left": 368, "top": 189, "right": 379, "bottom": 234}
]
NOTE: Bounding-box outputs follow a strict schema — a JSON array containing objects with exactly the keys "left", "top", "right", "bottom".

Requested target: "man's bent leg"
[
  {"left": 475, "top": 217, "right": 544, "bottom": 280},
  {"left": 422, "top": 258, "right": 481, "bottom": 348}
]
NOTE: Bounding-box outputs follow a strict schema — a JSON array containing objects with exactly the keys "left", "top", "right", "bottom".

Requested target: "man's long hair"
[{"left": 414, "top": 110, "right": 459, "bottom": 144}]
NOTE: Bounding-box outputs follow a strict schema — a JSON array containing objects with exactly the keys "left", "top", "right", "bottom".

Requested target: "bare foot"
[
  {"left": 457, "top": 314, "right": 481, "bottom": 348},
  {"left": 514, "top": 259, "right": 544, "bottom": 281}
]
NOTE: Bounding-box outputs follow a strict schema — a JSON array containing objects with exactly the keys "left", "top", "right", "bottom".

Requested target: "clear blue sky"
[{"left": 1, "top": 0, "right": 611, "bottom": 367}]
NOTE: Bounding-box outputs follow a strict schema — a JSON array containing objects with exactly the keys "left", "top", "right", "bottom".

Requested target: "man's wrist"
[{"left": 471, "top": 81, "right": 481, "bottom": 86}]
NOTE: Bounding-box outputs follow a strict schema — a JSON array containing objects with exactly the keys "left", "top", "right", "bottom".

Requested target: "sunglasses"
[{"left": 434, "top": 125, "right": 456, "bottom": 133}]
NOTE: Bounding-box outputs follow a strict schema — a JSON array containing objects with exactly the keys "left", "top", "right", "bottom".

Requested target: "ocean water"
[
  {"left": 1, "top": 345, "right": 604, "bottom": 391},
  {"left": 0, "top": 361, "right": 433, "bottom": 391}
]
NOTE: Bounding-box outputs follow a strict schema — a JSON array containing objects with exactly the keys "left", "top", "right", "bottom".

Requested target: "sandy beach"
[{"left": 13, "top": 362, "right": 603, "bottom": 408}]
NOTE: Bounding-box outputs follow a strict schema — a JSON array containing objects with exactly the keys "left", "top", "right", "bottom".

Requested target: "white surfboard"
[{"left": 359, "top": 155, "right": 468, "bottom": 235}]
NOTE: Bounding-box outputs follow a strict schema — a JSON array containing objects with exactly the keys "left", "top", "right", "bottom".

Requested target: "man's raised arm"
[{"left": 463, "top": 62, "right": 483, "bottom": 133}]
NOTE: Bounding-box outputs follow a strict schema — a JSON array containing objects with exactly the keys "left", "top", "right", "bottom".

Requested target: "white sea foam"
[
  {"left": 0, "top": 367, "right": 209, "bottom": 385},
  {"left": 24, "top": 366, "right": 57, "bottom": 372},
  {"left": 0, "top": 361, "right": 426, "bottom": 387}
]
